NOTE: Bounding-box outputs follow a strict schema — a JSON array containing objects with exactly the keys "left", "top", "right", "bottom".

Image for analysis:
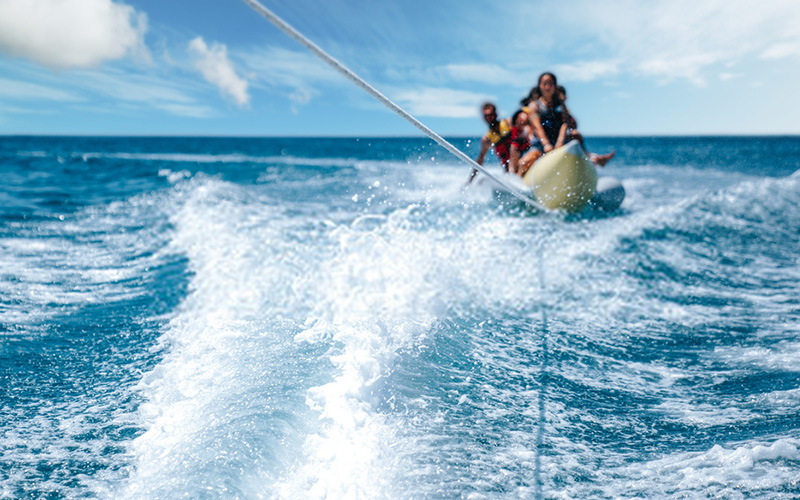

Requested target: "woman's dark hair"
[
  {"left": 521, "top": 86, "right": 541, "bottom": 106},
  {"left": 535, "top": 72, "right": 561, "bottom": 105},
  {"left": 538, "top": 71, "right": 558, "bottom": 87},
  {"left": 511, "top": 109, "right": 524, "bottom": 127}
]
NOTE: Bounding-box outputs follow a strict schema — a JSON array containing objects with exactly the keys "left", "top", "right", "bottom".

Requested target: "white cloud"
[
  {"left": 243, "top": 46, "right": 341, "bottom": 89},
  {"left": 238, "top": 46, "right": 346, "bottom": 111},
  {"left": 393, "top": 87, "right": 493, "bottom": 118},
  {"left": 509, "top": 0, "right": 800, "bottom": 86},
  {"left": 76, "top": 69, "right": 196, "bottom": 104},
  {"left": 0, "top": 77, "right": 83, "bottom": 101},
  {"left": 719, "top": 73, "right": 743, "bottom": 82},
  {"left": 761, "top": 42, "right": 800, "bottom": 60},
  {"left": 152, "top": 102, "right": 215, "bottom": 118},
  {"left": 443, "top": 64, "right": 516, "bottom": 85},
  {"left": 0, "top": 0, "right": 148, "bottom": 70},
  {"left": 0, "top": 102, "right": 54, "bottom": 115},
  {"left": 79, "top": 69, "right": 215, "bottom": 117},
  {"left": 637, "top": 53, "right": 721, "bottom": 87},
  {"left": 289, "top": 87, "right": 314, "bottom": 114},
  {"left": 189, "top": 37, "right": 250, "bottom": 108},
  {"left": 1, "top": 62, "right": 215, "bottom": 118},
  {"left": 551, "top": 60, "right": 621, "bottom": 83}
]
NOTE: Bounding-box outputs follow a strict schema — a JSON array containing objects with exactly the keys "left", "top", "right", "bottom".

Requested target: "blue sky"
[{"left": 1, "top": 0, "right": 799, "bottom": 137}]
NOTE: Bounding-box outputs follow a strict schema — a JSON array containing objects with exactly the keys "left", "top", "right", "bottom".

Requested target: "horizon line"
[{"left": 3, "top": 133, "right": 800, "bottom": 139}]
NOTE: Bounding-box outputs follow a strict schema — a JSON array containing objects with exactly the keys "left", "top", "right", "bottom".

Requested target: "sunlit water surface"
[{"left": 1, "top": 136, "right": 799, "bottom": 499}]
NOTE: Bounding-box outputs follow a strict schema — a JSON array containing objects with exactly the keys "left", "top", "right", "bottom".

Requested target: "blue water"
[{"left": 1, "top": 135, "right": 799, "bottom": 499}]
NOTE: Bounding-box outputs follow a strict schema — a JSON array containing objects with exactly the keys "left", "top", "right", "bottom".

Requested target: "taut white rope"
[{"left": 242, "top": 0, "right": 543, "bottom": 209}]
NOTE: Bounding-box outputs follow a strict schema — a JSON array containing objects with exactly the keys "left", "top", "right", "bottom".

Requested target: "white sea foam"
[
  {"left": 0, "top": 198, "right": 167, "bottom": 329},
  {"left": 655, "top": 400, "right": 757, "bottom": 426},
  {"left": 16, "top": 150, "right": 48, "bottom": 157},
  {"left": 115, "top": 152, "right": 800, "bottom": 499},
  {"left": 0, "top": 396, "right": 140, "bottom": 499},
  {"left": 0, "top": 188, "right": 184, "bottom": 497},
  {"left": 714, "top": 342, "right": 800, "bottom": 372},
  {"left": 157, "top": 168, "right": 192, "bottom": 183},
  {"left": 116, "top": 176, "right": 332, "bottom": 498},
  {"left": 279, "top": 208, "right": 457, "bottom": 498},
  {"left": 76, "top": 150, "right": 360, "bottom": 168},
  {"left": 591, "top": 439, "right": 800, "bottom": 499}
]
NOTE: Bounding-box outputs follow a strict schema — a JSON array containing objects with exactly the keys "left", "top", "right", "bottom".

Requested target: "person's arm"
[
  {"left": 554, "top": 107, "right": 569, "bottom": 148},
  {"left": 530, "top": 105, "right": 553, "bottom": 153},
  {"left": 467, "top": 136, "right": 491, "bottom": 184},
  {"left": 509, "top": 143, "right": 520, "bottom": 174},
  {"left": 476, "top": 135, "right": 490, "bottom": 165},
  {"left": 555, "top": 122, "right": 568, "bottom": 149}
]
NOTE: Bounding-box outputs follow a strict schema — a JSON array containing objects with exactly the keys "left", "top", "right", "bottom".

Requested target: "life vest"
[
  {"left": 534, "top": 98, "right": 566, "bottom": 146},
  {"left": 511, "top": 126, "right": 531, "bottom": 155},
  {"left": 484, "top": 119, "right": 512, "bottom": 164}
]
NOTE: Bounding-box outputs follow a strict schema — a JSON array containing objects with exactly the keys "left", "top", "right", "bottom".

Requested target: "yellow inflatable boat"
[
  {"left": 490, "top": 140, "right": 625, "bottom": 213},
  {"left": 523, "top": 140, "right": 597, "bottom": 212}
]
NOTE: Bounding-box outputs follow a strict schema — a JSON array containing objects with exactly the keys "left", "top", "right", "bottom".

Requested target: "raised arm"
[
  {"left": 527, "top": 102, "right": 552, "bottom": 152},
  {"left": 466, "top": 135, "right": 491, "bottom": 184},
  {"left": 555, "top": 122, "right": 568, "bottom": 149},
  {"left": 530, "top": 111, "right": 553, "bottom": 153},
  {"left": 554, "top": 105, "right": 569, "bottom": 148},
  {"left": 508, "top": 143, "right": 521, "bottom": 174},
  {"left": 476, "top": 135, "right": 490, "bottom": 166}
]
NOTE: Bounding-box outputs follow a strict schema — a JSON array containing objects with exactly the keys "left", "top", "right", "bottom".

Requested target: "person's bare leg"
[
  {"left": 517, "top": 149, "right": 542, "bottom": 177},
  {"left": 590, "top": 151, "right": 616, "bottom": 167}
]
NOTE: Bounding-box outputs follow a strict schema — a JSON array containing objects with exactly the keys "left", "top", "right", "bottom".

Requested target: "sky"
[{"left": 1, "top": 0, "right": 799, "bottom": 137}]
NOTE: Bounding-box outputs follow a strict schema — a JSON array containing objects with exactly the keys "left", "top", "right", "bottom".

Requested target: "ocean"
[{"left": 1, "top": 135, "right": 799, "bottom": 499}]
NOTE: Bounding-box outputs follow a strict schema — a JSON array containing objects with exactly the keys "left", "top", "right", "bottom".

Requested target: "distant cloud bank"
[{"left": 0, "top": 0, "right": 149, "bottom": 69}]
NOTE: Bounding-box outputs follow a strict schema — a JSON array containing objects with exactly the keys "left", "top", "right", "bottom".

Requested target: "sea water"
[{"left": 1, "top": 135, "right": 799, "bottom": 499}]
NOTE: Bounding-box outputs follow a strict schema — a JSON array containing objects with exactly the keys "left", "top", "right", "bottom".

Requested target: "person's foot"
[{"left": 591, "top": 150, "right": 616, "bottom": 167}]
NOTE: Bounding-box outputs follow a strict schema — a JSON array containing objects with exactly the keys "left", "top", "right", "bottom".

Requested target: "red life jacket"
[
  {"left": 485, "top": 119, "right": 513, "bottom": 165},
  {"left": 511, "top": 127, "right": 531, "bottom": 155}
]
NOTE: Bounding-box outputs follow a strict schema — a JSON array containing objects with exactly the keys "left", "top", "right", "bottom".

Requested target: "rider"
[
  {"left": 558, "top": 85, "right": 615, "bottom": 166},
  {"left": 527, "top": 73, "right": 616, "bottom": 166},
  {"left": 528, "top": 72, "right": 568, "bottom": 154},
  {"left": 507, "top": 109, "right": 542, "bottom": 176},
  {"left": 466, "top": 102, "right": 513, "bottom": 183}
]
